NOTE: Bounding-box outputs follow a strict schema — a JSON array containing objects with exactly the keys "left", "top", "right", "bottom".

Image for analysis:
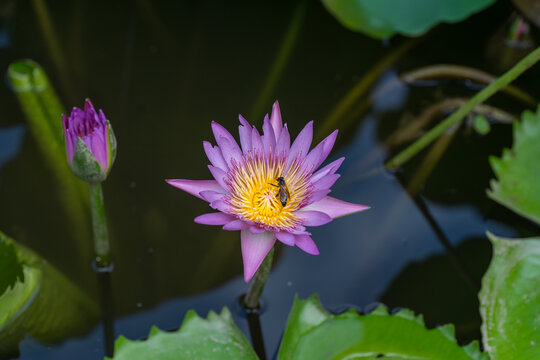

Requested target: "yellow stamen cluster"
[{"left": 227, "top": 153, "right": 312, "bottom": 231}]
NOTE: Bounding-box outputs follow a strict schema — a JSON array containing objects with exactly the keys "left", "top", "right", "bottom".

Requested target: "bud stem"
[
  {"left": 89, "top": 182, "right": 111, "bottom": 268},
  {"left": 244, "top": 247, "right": 275, "bottom": 309}
]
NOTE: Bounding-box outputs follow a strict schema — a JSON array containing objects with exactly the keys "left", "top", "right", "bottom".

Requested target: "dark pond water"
[{"left": 1, "top": 0, "right": 539, "bottom": 359}]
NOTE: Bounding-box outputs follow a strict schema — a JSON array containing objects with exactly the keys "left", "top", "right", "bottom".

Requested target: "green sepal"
[
  {"left": 106, "top": 120, "right": 117, "bottom": 169},
  {"left": 71, "top": 137, "right": 107, "bottom": 183}
]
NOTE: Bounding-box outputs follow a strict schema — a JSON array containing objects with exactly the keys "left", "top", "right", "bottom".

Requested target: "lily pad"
[
  {"left": 0, "top": 239, "right": 24, "bottom": 296},
  {"left": 488, "top": 106, "right": 540, "bottom": 226},
  {"left": 278, "top": 295, "right": 487, "bottom": 359},
  {"left": 0, "top": 231, "right": 98, "bottom": 355},
  {"left": 108, "top": 307, "right": 258, "bottom": 360},
  {"left": 480, "top": 232, "right": 540, "bottom": 360},
  {"left": 322, "top": 0, "right": 496, "bottom": 39}
]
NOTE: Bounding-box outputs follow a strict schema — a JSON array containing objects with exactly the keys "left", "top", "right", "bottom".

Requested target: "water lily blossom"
[
  {"left": 62, "top": 99, "right": 117, "bottom": 183},
  {"left": 167, "top": 102, "right": 369, "bottom": 282}
]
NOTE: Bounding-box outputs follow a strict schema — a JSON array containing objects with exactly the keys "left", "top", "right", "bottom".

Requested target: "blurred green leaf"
[
  {"left": 488, "top": 105, "right": 540, "bottom": 225},
  {"left": 278, "top": 294, "right": 487, "bottom": 359},
  {"left": 473, "top": 115, "right": 491, "bottom": 135},
  {"left": 0, "top": 239, "right": 24, "bottom": 296},
  {"left": 108, "top": 307, "right": 257, "bottom": 360},
  {"left": 0, "top": 231, "right": 98, "bottom": 355},
  {"left": 480, "top": 232, "right": 540, "bottom": 359},
  {"left": 322, "top": 0, "right": 496, "bottom": 39}
]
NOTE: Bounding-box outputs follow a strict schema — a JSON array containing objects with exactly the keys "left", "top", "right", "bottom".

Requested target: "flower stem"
[
  {"left": 385, "top": 44, "right": 540, "bottom": 170},
  {"left": 244, "top": 247, "right": 275, "bottom": 309},
  {"left": 89, "top": 182, "right": 111, "bottom": 268}
]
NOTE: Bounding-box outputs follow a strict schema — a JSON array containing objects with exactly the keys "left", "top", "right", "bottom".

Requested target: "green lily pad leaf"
[
  {"left": 0, "top": 239, "right": 24, "bottom": 296},
  {"left": 278, "top": 294, "right": 487, "bottom": 360},
  {"left": 0, "top": 231, "right": 98, "bottom": 355},
  {"left": 480, "top": 232, "right": 540, "bottom": 360},
  {"left": 108, "top": 307, "right": 258, "bottom": 360},
  {"left": 488, "top": 106, "right": 540, "bottom": 226},
  {"left": 321, "top": 0, "right": 496, "bottom": 39}
]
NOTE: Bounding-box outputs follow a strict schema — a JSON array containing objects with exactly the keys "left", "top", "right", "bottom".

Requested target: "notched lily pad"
[
  {"left": 108, "top": 307, "right": 258, "bottom": 360},
  {"left": 480, "top": 232, "right": 540, "bottom": 360},
  {"left": 0, "top": 239, "right": 24, "bottom": 296},
  {"left": 488, "top": 105, "right": 540, "bottom": 226},
  {"left": 278, "top": 294, "right": 487, "bottom": 360},
  {"left": 321, "top": 0, "right": 496, "bottom": 39},
  {"left": 0, "top": 231, "right": 98, "bottom": 355}
]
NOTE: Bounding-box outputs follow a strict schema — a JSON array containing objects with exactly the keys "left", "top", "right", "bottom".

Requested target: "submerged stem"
[
  {"left": 385, "top": 45, "right": 540, "bottom": 170},
  {"left": 89, "top": 182, "right": 111, "bottom": 268},
  {"left": 244, "top": 247, "right": 275, "bottom": 309}
]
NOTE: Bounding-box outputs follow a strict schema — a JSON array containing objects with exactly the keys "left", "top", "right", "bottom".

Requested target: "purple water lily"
[
  {"left": 167, "top": 101, "right": 369, "bottom": 282},
  {"left": 62, "top": 99, "right": 116, "bottom": 183}
]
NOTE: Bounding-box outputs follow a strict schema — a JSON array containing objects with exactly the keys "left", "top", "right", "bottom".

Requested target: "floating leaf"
[
  {"left": 488, "top": 106, "right": 540, "bottom": 226},
  {"left": 322, "top": 0, "right": 496, "bottom": 39},
  {"left": 278, "top": 294, "right": 487, "bottom": 360},
  {"left": 480, "top": 232, "right": 540, "bottom": 360},
  {"left": 108, "top": 307, "right": 257, "bottom": 360},
  {"left": 0, "top": 231, "right": 98, "bottom": 355},
  {"left": 0, "top": 239, "right": 24, "bottom": 296}
]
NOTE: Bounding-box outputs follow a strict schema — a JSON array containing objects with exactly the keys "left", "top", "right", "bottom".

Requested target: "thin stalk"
[
  {"left": 244, "top": 248, "right": 275, "bottom": 309},
  {"left": 89, "top": 183, "right": 111, "bottom": 268},
  {"left": 250, "top": 1, "right": 306, "bottom": 121},
  {"left": 385, "top": 45, "right": 540, "bottom": 170},
  {"left": 401, "top": 64, "right": 537, "bottom": 106}
]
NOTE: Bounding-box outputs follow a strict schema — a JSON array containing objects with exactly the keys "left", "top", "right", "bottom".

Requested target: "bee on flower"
[{"left": 167, "top": 101, "right": 369, "bottom": 282}]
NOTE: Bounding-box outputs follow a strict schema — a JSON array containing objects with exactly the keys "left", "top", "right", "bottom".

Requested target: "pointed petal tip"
[{"left": 241, "top": 230, "right": 276, "bottom": 283}]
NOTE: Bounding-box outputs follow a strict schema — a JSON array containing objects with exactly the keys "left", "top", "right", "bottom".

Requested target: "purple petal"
[
  {"left": 211, "top": 121, "right": 239, "bottom": 152},
  {"left": 301, "top": 196, "right": 370, "bottom": 219},
  {"left": 313, "top": 174, "right": 340, "bottom": 191},
  {"left": 194, "top": 212, "right": 235, "bottom": 225},
  {"left": 313, "top": 130, "right": 338, "bottom": 169},
  {"left": 62, "top": 114, "right": 76, "bottom": 164},
  {"left": 210, "top": 199, "right": 232, "bottom": 213},
  {"left": 239, "top": 114, "right": 250, "bottom": 127},
  {"left": 262, "top": 114, "right": 276, "bottom": 154},
  {"left": 249, "top": 225, "right": 266, "bottom": 234},
  {"left": 166, "top": 179, "right": 226, "bottom": 199},
  {"left": 218, "top": 136, "right": 243, "bottom": 168},
  {"left": 199, "top": 190, "right": 225, "bottom": 203},
  {"left": 308, "top": 189, "right": 331, "bottom": 204},
  {"left": 311, "top": 157, "right": 344, "bottom": 183},
  {"left": 238, "top": 122, "right": 252, "bottom": 154},
  {"left": 208, "top": 165, "right": 229, "bottom": 191},
  {"left": 275, "top": 231, "right": 295, "bottom": 246},
  {"left": 275, "top": 124, "right": 291, "bottom": 155},
  {"left": 269, "top": 101, "right": 282, "bottom": 140},
  {"left": 203, "top": 141, "right": 228, "bottom": 171},
  {"left": 251, "top": 127, "right": 264, "bottom": 154},
  {"left": 241, "top": 229, "right": 276, "bottom": 282},
  {"left": 287, "top": 121, "right": 313, "bottom": 167},
  {"left": 223, "top": 220, "right": 250, "bottom": 231},
  {"left": 296, "top": 210, "right": 333, "bottom": 226},
  {"left": 295, "top": 234, "right": 319, "bottom": 255},
  {"left": 303, "top": 144, "right": 323, "bottom": 173}
]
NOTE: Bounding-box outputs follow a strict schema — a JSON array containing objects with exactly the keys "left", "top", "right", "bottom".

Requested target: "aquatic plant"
[
  {"left": 62, "top": 99, "right": 116, "bottom": 183},
  {"left": 166, "top": 101, "right": 369, "bottom": 283},
  {"left": 63, "top": 99, "right": 117, "bottom": 268}
]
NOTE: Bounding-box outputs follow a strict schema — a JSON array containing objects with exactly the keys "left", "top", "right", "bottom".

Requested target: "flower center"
[{"left": 226, "top": 152, "right": 313, "bottom": 231}]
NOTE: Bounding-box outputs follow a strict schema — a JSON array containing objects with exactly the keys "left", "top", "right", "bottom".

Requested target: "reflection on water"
[{"left": 0, "top": 0, "right": 537, "bottom": 358}]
